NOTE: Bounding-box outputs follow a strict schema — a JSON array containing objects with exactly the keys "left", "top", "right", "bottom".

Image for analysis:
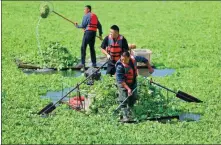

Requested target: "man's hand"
[
  {"left": 107, "top": 54, "right": 111, "bottom": 59},
  {"left": 148, "top": 67, "right": 154, "bottom": 74},
  {"left": 146, "top": 61, "right": 154, "bottom": 74},
  {"left": 121, "top": 82, "right": 132, "bottom": 96},
  {"left": 74, "top": 22, "right": 78, "bottom": 27},
  {"left": 98, "top": 36, "right": 103, "bottom": 41},
  {"left": 127, "top": 88, "right": 132, "bottom": 96}
]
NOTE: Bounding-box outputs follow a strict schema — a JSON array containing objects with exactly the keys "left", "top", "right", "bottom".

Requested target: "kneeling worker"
[
  {"left": 115, "top": 51, "right": 154, "bottom": 122},
  {"left": 101, "top": 25, "right": 129, "bottom": 75}
]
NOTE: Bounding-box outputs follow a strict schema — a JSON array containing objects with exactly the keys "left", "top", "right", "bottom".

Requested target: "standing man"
[
  {"left": 115, "top": 51, "right": 154, "bottom": 122},
  {"left": 100, "top": 25, "right": 129, "bottom": 76},
  {"left": 74, "top": 5, "right": 103, "bottom": 69}
]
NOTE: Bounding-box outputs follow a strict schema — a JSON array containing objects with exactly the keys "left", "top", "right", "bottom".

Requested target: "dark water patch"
[
  {"left": 40, "top": 87, "right": 75, "bottom": 103},
  {"left": 146, "top": 113, "right": 201, "bottom": 123},
  {"left": 139, "top": 68, "right": 175, "bottom": 77},
  {"left": 22, "top": 68, "right": 106, "bottom": 78}
]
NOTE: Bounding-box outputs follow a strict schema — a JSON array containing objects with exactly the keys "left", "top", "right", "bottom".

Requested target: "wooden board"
[{"left": 15, "top": 56, "right": 149, "bottom": 70}]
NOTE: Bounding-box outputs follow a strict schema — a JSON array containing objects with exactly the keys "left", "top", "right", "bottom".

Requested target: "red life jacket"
[
  {"left": 107, "top": 35, "right": 123, "bottom": 62},
  {"left": 122, "top": 56, "right": 137, "bottom": 85},
  {"left": 87, "top": 13, "right": 98, "bottom": 31}
]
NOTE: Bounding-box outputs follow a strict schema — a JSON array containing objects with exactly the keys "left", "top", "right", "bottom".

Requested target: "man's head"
[
  {"left": 121, "top": 51, "right": 130, "bottom": 64},
  {"left": 110, "top": 25, "right": 119, "bottom": 39},
  {"left": 84, "top": 5, "right": 91, "bottom": 14}
]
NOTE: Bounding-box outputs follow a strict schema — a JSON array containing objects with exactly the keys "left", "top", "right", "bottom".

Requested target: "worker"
[
  {"left": 100, "top": 25, "right": 129, "bottom": 75},
  {"left": 74, "top": 5, "right": 103, "bottom": 69},
  {"left": 115, "top": 51, "right": 154, "bottom": 122}
]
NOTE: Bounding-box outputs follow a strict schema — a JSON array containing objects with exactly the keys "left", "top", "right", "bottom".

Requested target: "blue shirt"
[
  {"left": 76, "top": 12, "right": 103, "bottom": 36},
  {"left": 115, "top": 56, "right": 148, "bottom": 84}
]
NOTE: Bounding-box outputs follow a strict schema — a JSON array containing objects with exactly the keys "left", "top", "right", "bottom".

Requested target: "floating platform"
[{"left": 15, "top": 56, "right": 150, "bottom": 70}]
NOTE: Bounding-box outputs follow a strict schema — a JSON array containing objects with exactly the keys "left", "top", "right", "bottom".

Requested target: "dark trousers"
[
  {"left": 81, "top": 31, "right": 96, "bottom": 66},
  {"left": 106, "top": 60, "right": 117, "bottom": 76},
  {"left": 117, "top": 83, "right": 137, "bottom": 108}
]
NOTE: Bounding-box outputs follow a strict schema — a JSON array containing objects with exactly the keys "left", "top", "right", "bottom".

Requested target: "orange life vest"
[
  {"left": 107, "top": 35, "right": 123, "bottom": 62},
  {"left": 122, "top": 56, "right": 137, "bottom": 84},
  {"left": 87, "top": 13, "right": 98, "bottom": 31}
]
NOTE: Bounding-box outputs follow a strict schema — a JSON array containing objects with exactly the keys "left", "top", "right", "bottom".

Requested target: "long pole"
[{"left": 40, "top": 60, "right": 109, "bottom": 114}]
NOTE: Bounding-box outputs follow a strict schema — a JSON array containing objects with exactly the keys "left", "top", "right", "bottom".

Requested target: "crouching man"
[{"left": 115, "top": 51, "right": 154, "bottom": 122}]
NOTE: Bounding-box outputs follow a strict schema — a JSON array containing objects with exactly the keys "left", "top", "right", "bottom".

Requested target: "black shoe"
[
  {"left": 120, "top": 116, "right": 130, "bottom": 123},
  {"left": 92, "top": 63, "right": 97, "bottom": 67},
  {"left": 76, "top": 63, "right": 84, "bottom": 69}
]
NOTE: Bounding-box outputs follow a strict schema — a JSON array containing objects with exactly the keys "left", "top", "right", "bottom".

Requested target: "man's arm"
[
  {"left": 100, "top": 36, "right": 110, "bottom": 58},
  {"left": 101, "top": 49, "right": 109, "bottom": 56},
  {"left": 116, "top": 64, "right": 132, "bottom": 96},
  {"left": 122, "top": 37, "right": 129, "bottom": 52},
  {"left": 134, "top": 55, "right": 148, "bottom": 63},
  {"left": 97, "top": 20, "right": 103, "bottom": 37},
  {"left": 75, "top": 14, "right": 89, "bottom": 29},
  {"left": 134, "top": 56, "right": 154, "bottom": 74}
]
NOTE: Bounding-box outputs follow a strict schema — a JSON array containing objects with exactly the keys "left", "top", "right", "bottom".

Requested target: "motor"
[{"left": 84, "top": 67, "right": 101, "bottom": 85}]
